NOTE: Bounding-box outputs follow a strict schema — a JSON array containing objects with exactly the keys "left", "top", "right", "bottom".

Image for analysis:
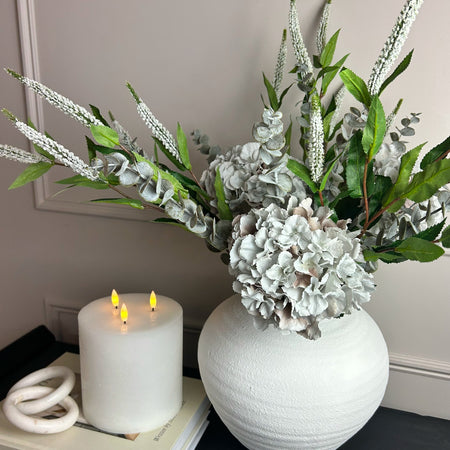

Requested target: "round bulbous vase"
[{"left": 198, "top": 295, "right": 389, "bottom": 450}]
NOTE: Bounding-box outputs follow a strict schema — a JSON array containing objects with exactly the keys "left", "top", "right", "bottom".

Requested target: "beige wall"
[{"left": 0, "top": 0, "right": 449, "bottom": 417}]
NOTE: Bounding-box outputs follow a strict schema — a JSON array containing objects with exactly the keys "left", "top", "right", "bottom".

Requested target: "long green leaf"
[
  {"left": 321, "top": 54, "right": 349, "bottom": 96},
  {"left": 176, "top": 123, "right": 192, "bottom": 170},
  {"left": 345, "top": 131, "right": 366, "bottom": 198},
  {"left": 441, "top": 225, "right": 450, "bottom": 248},
  {"left": 56, "top": 174, "right": 110, "bottom": 189},
  {"left": 214, "top": 168, "right": 233, "bottom": 220},
  {"left": 383, "top": 143, "right": 425, "bottom": 206},
  {"left": 319, "top": 157, "right": 339, "bottom": 192},
  {"left": 396, "top": 237, "right": 444, "bottom": 262},
  {"left": 8, "top": 162, "right": 52, "bottom": 190},
  {"left": 263, "top": 73, "right": 279, "bottom": 111},
  {"left": 286, "top": 158, "right": 317, "bottom": 193},
  {"left": 86, "top": 137, "right": 131, "bottom": 162},
  {"left": 339, "top": 68, "right": 371, "bottom": 107},
  {"left": 320, "top": 29, "right": 340, "bottom": 67},
  {"left": 89, "top": 104, "right": 110, "bottom": 126},
  {"left": 90, "top": 125, "right": 120, "bottom": 148},
  {"left": 402, "top": 159, "right": 450, "bottom": 203},
  {"left": 153, "top": 137, "right": 186, "bottom": 171},
  {"left": 379, "top": 50, "right": 414, "bottom": 94},
  {"left": 153, "top": 217, "right": 188, "bottom": 231},
  {"left": 362, "top": 95, "right": 386, "bottom": 159},
  {"left": 420, "top": 135, "right": 450, "bottom": 169},
  {"left": 90, "top": 198, "right": 145, "bottom": 209},
  {"left": 415, "top": 220, "right": 446, "bottom": 242},
  {"left": 27, "top": 120, "right": 54, "bottom": 161}
]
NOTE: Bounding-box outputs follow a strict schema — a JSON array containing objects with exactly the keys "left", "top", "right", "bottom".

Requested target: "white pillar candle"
[{"left": 78, "top": 293, "right": 183, "bottom": 434}]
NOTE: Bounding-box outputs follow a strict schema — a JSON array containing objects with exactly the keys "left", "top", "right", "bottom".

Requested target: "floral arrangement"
[{"left": 1, "top": 0, "right": 449, "bottom": 339}]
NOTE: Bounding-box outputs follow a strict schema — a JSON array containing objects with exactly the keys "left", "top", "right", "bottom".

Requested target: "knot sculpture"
[{"left": 2, "top": 366, "right": 79, "bottom": 434}]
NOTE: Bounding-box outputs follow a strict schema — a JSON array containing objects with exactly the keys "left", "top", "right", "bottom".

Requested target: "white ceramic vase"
[{"left": 198, "top": 295, "right": 389, "bottom": 450}]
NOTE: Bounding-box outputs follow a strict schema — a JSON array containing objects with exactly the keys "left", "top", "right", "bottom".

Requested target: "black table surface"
[{"left": 1, "top": 326, "right": 449, "bottom": 449}]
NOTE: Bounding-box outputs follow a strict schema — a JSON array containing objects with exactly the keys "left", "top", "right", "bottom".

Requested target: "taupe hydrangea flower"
[{"left": 229, "top": 198, "right": 375, "bottom": 339}]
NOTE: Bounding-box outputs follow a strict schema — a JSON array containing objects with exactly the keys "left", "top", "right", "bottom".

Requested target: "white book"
[{"left": 0, "top": 353, "right": 210, "bottom": 450}]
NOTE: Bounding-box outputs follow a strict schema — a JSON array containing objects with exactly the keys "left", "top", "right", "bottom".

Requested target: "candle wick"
[
  {"left": 152, "top": 307, "right": 155, "bottom": 312},
  {"left": 115, "top": 306, "right": 118, "bottom": 309}
]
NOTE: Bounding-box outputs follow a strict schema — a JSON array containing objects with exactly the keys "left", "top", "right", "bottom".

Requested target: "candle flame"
[
  {"left": 111, "top": 289, "right": 119, "bottom": 308},
  {"left": 150, "top": 291, "right": 157, "bottom": 311},
  {"left": 121, "top": 303, "right": 128, "bottom": 323}
]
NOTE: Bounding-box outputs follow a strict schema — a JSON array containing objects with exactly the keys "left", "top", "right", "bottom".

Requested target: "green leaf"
[
  {"left": 90, "top": 198, "right": 145, "bottom": 209},
  {"left": 319, "top": 157, "right": 339, "bottom": 192},
  {"left": 396, "top": 237, "right": 444, "bottom": 262},
  {"left": 85, "top": 137, "right": 131, "bottom": 162},
  {"left": 362, "top": 95, "right": 386, "bottom": 159},
  {"left": 339, "top": 68, "right": 371, "bottom": 107},
  {"left": 321, "top": 54, "right": 349, "bottom": 96},
  {"left": 284, "top": 121, "right": 293, "bottom": 155},
  {"left": 383, "top": 143, "right": 425, "bottom": 207},
  {"left": 363, "top": 249, "right": 405, "bottom": 263},
  {"left": 154, "top": 137, "right": 186, "bottom": 171},
  {"left": 415, "top": 220, "right": 446, "bottom": 242},
  {"left": 89, "top": 104, "right": 109, "bottom": 126},
  {"left": 176, "top": 123, "right": 191, "bottom": 170},
  {"left": 27, "top": 120, "right": 54, "bottom": 161},
  {"left": 214, "top": 168, "right": 233, "bottom": 220},
  {"left": 153, "top": 217, "right": 188, "bottom": 231},
  {"left": 278, "top": 84, "right": 293, "bottom": 108},
  {"left": 345, "top": 131, "right": 366, "bottom": 198},
  {"left": 55, "top": 174, "right": 109, "bottom": 189},
  {"left": 420, "top": 135, "right": 450, "bottom": 169},
  {"left": 441, "top": 225, "right": 450, "bottom": 248},
  {"left": 379, "top": 50, "right": 414, "bottom": 94},
  {"left": 402, "top": 159, "right": 450, "bottom": 203},
  {"left": 263, "top": 73, "right": 279, "bottom": 111},
  {"left": 320, "top": 29, "right": 340, "bottom": 67},
  {"left": 8, "top": 162, "right": 52, "bottom": 190},
  {"left": 368, "top": 175, "right": 393, "bottom": 218},
  {"left": 313, "top": 55, "right": 322, "bottom": 69},
  {"left": 286, "top": 158, "right": 318, "bottom": 193},
  {"left": 133, "top": 152, "right": 188, "bottom": 198},
  {"left": 333, "top": 196, "right": 363, "bottom": 222},
  {"left": 90, "top": 125, "right": 120, "bottom": 148},
  {"left": 322, "top": 111, "right": 334, "bottom": 140}
]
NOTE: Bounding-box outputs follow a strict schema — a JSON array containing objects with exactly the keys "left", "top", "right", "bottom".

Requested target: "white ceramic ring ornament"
[{"left": 2, "top": 366, "right": 79, "bottom": 434}]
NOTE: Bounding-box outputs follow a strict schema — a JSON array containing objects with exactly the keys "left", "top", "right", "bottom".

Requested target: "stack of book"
[{"left": 0, "top": 353, "right": 210, "bottom": 450}]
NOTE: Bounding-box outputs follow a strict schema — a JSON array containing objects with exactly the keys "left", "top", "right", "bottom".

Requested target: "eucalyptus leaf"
[
  {"left": 339, "top": 68, "right": 371, "bottom": 107},
  {"left": 420, "top": 135, "right": 450, "bottom": 169},
  {"left": 8, "top": 161, "right": 53, "bottom": 190},
  {"left": 214, "top": 168, "right": 233, "bottom": 220},
  {"left": 176, "top": 123, "right": 192, "bottom": 170},
  {"left": 90, "top": 125, "right": 120, "bottom": 148},
  {"left": 362, "top": 95, "right": 386, "bottom": 159},
  {"left": 286, "top": 158, "right": 317, "bottom": 192},
  {"left": 90, "top": 198, "right": 145, "bottom": 209},
  {"left": 396, "top": 237, "right": 444, "bottom": 262}
]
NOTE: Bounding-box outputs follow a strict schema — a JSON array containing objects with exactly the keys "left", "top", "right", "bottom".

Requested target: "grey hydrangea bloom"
[
  {"left": 201, "top": 109, "right": 306, "bottom": 214},
  {"left": 229, "top": 197, "right": 375, "bottom": 340}
]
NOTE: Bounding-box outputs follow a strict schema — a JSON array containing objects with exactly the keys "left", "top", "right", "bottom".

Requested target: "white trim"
[
  {"left": 389, "top": 352, "right": 450, "bottom": 381},
  {"left": 15, "top": 0, "right": 156, "bottom": 222}
]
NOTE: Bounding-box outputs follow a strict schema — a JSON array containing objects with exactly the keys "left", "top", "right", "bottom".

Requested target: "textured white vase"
[{"left": 198, "top": 295, "right": 389, "bottom": 450}]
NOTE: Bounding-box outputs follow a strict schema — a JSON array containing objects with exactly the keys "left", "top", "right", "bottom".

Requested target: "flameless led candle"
[{"left": 78, "top": 292, "right": 183, "bottom": 434}]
